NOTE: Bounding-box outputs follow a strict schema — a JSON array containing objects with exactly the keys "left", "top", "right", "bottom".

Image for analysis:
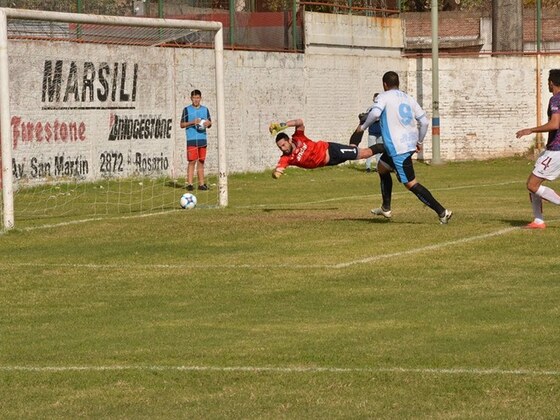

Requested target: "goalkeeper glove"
[{"left": 269, "top": 122, "right": 287, "bottom": 136}]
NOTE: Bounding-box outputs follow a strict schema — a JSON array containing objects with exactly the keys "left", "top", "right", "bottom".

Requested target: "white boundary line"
[
  {"left": 1, "top": 365, "right": 559, "bottom": 376},
  {"left": 0, "top": 226, "right": 524, "bottom": 270}
]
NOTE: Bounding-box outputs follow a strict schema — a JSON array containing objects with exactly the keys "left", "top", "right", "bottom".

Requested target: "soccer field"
[{"left": 1, "top": 157, "right": 559, "bottom": 418}]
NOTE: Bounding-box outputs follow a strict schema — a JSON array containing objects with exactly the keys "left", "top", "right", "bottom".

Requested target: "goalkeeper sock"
[
  {"left": 349, "top": 130, "right": 363, "bottom": 146},
  {"left": 409, "top": 183, "right": 445, "bottom": 215},
  {"left": 369, "top": 144, "right": 385, "bottom": 155}
]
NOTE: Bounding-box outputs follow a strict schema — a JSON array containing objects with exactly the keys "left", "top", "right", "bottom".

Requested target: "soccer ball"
[{"left": 180, "top": 193, "right": 197, "bottom": 209}]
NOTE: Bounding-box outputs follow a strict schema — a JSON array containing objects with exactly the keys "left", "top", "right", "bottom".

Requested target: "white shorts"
[{"left": 533, "top": 150, "right": 560, "bottom": 180}]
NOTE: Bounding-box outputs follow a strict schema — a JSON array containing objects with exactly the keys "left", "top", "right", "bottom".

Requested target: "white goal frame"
[{"left": 0, "top": 8, "right": 227, "bottom": 230}]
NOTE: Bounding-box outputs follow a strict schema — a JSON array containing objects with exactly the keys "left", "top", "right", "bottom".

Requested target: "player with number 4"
[
  {"left": 354, "top": 71, "right": 452, "bottom": 224},
  {"left": 516, "top": 69, "right": 560, "bottom": 229}
]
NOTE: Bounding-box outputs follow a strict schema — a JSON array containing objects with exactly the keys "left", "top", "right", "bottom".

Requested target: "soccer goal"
[{"left": 0, "top": 8, "right": 227, "bottom": 231}]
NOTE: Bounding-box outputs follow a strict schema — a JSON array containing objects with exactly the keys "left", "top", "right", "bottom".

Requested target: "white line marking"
[
  {"left": 1, "top": 365, "right": 558, "bottom": 376},
  {"left": 0, "top": 226, "right": 525, "bottom": 270},
  {"left": 334, "top": 226, "right": 519, "bottom": 268}
]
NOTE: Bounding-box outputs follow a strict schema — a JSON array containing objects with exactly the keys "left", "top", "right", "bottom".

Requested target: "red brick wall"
[{"left": 403, "top": 9, "right": 560, "bottom": 42}]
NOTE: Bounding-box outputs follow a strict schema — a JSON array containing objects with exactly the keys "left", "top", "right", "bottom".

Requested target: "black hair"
[
  {"left": 275, "top": 132, "right": 289, "bottom": 143},
  {"left": 191, "top": 89, "right": 202, "bottom": 97},
  {"left": 549, "top": 70, "right": 560, "bottom": 87},
  {"left": 382, "top": 71, "right": 399, "bottom": 89}
]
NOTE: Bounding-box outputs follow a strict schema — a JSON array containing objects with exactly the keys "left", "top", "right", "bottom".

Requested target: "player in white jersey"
[{"left": 354, "top": 71, "right": 452, "bottom": 224}]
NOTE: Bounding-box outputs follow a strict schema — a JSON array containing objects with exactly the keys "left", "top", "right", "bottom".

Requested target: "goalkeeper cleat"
[
  {"left": 439, "top": 209, "right": 453, "bottom": 224},
  {"left": 371, "top": 207, "right": 392, "bottom": 219},
  {"left": 523, "top": 221, "right": 546, "bottom": 229},
  {"left": 186, "top": 184, "right": 194, "bottom": 191}
]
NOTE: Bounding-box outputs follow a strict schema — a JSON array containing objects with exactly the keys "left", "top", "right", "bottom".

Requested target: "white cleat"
[
  {"left": 439, "top": 209, "right": 453, "bottom": 224},
  {"left": 371, "top": 207, "right": 392, "bottom": 219}
]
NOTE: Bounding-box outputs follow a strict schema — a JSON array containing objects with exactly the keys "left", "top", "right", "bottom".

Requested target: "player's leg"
[
  {"left": 326, "top": 143, "right": 361, "bottom": 165},
  {"left": 371, "top": 154, "right": 393, "bottom": 218},
  {"left": 525, "top": 192, "right": 545, "bottom": 229},
  {"left": 197, "top": 146, "right": 208, "bottom": 190},
  {"left": 365, "top": 135, "right": 375, "bottom": 172},
  {"left": 186, "top": 146, "right": 197, "bottom": 190},
  {"left": 398, "top": 154, "right": 452, "bottom": 223},
  {"left": 374, "top": 136, "right": 384, "bottom": 168},
  {"left": 349, "top": 129, "right": 363, "bottom": 147},
  {"left": 525, "top": 151, "right": 560, "bottom": 228}
]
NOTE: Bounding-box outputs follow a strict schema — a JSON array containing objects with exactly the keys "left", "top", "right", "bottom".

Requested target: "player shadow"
[
  {"left": 345, "top": 217, "right": 424, "bottom": 225},
  {"left": 502, "top": 219, "right": 557, "bottom": 229},
  {"left": 166, "top": 180, "right": 186, "bottom": 189},
  {"left": 262, "top": 207, "right": 339, "bottom": 212}
]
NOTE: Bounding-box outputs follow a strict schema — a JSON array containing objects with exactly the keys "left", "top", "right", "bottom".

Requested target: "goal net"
[{"left": 0, "top": 8, "right": 227, "bottom": 231}]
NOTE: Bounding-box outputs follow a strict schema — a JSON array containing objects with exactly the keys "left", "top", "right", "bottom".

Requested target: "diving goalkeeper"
[{"left": 270, "top": 118, "right": 385, "bottom": 179}]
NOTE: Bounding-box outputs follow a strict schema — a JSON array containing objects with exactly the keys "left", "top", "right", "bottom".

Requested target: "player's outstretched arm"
[{"left": 269, "top": 118, "right": 304, "bottom": 136}]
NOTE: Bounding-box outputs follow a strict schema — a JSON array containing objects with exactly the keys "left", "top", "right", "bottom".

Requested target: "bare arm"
[{"left": 516, "top": 113, "right": 560, "bottom": 138}]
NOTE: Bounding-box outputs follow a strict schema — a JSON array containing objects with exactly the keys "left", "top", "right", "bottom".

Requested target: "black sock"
[
  {"left": 380, "top": 172, "right": 392, "bottom": 210},
  {"left": 409, "top": 183, "right": 445, "bottom": 216},
  {"left": 349, "top": 130, "right": 363, "bottom": 146},
  {"left": 369, "top": 144, "right": 385, "bottom": 155}
]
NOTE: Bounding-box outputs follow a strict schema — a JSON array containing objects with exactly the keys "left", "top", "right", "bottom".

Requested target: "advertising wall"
[{"left": 5, "top": 20, "right": 552, "bottom": 187}]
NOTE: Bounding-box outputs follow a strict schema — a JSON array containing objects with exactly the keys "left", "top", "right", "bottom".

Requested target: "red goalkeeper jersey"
[{"left": 275, "top": 129, "right": 329, "bottom": 171}]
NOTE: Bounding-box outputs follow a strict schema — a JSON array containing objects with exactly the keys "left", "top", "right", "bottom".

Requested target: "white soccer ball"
[
  {"left": 180, "top": 193, "right": 197, "bottom": 209},
  {"left": 197, "top": 119, "right": 206, "bottom": 130}
]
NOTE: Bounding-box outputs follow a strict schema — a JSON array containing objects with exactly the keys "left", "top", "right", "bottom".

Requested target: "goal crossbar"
[{"left": 0, "top": 8, "right": 227, "bottom": 230}]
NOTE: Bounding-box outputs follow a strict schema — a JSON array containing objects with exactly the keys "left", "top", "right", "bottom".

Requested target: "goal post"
[{"left": 0, "top": 8, "right": 227, "bottom": 231}]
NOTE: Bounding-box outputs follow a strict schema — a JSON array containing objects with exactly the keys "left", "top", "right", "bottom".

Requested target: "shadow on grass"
[
  {"left": 166, "top": 181, "right": 186, "bottom": 189},
  {"left": 262, "top": 207, "right": 339, "bottom": 212}
]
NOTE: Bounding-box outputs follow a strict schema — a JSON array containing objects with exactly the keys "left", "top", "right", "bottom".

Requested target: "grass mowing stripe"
[
  {"left": 1, "top": 365, "right": 559, "bottom": 376},
  {"left": 2, "top": 222, "right": 550, "bottom": 271}
]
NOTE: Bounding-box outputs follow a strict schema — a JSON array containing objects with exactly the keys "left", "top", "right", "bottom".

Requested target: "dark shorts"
[
  {"left": 327, "top": 143, "right": 359, "bottom": 166},
  {"left": 380, "top": 151, "right": 416, "bottom": 184}
]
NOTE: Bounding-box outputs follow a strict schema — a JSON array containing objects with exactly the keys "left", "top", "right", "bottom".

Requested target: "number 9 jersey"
[{"left": 372, "top": 89, "right": 429, "bottom": 156}]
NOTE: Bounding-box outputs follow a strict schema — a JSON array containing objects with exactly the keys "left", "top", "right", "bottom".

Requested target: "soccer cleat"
[
  {"left": 439, "top": 209, "right": 453, "bottom": 224},
  {"left": 186, "top": 184, "right": 194, "bottom": 191},
  {"left": 523, "top": 221, "right": 546, "bottom": 229},
  {"left": 198, "top": 184, "right": 209, "bottom": 191},
  {"left": 371, "top": 207, "right": 392, "bottom": 219}
]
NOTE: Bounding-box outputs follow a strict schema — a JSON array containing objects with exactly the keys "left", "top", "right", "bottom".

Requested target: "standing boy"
[{"left": 180, "top": 89, "right": 212, "bottom": 191}]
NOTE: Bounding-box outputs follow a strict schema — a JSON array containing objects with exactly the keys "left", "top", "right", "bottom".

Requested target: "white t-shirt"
[{"left": 363, "top": 89, "right": 428, "bottom": 156}]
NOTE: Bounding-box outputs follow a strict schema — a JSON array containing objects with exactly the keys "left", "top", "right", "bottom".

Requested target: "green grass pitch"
[{"left": 1, "top": 157, "right": 559, "bottom": 418}]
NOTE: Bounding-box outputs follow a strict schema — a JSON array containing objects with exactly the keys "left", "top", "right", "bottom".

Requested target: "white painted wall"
[{"left": 6, "top": 13, "right": 553, "bottom": 185}]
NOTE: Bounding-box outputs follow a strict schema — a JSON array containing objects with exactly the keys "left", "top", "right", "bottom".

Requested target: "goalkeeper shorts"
[{"left": 326, "top": 142, "right": 359, "bottom": 166}]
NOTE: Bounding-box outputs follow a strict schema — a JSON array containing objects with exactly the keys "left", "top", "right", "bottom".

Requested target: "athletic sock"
[
  {"left": 380, "top": 172, "right": 392, "bottom": 210},
  {"left": 409, "top": 183, "right": 445, "bottom": 215},
  {"left": 349, "top": 130, "right": 363, "bottom": 146},
  {"left": 369, "top": 144, "right": 385, "bottom": 155},
  {"left": 536, "top": 185, "right": 560, "bottom": 205},
  {"left": 529, "top": 192, "right": 544, "bottom": 223}
]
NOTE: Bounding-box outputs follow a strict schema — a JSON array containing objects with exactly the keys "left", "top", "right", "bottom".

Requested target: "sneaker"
[
  {"left": 439, "top": 209, "right": 453, "bottom": 224},
  {"left": 371, "top": 207, "right": 392, "bottom": 219},
  {"left": 198, "top": 184, "right": 209, "bottom": 191},
  {"left": 523, "top": 221, "right": 546, "bottom": 229},
  {"left": 186, "top": 184, "right": 194, "bottom": 191},
  {"left": 366, "top": 168, "right": 371, "bottom": 173}
]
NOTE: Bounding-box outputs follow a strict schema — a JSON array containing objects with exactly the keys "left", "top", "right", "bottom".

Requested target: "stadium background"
[{"left": 5, "top": 2, "right": 560, "bottom": 182}]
